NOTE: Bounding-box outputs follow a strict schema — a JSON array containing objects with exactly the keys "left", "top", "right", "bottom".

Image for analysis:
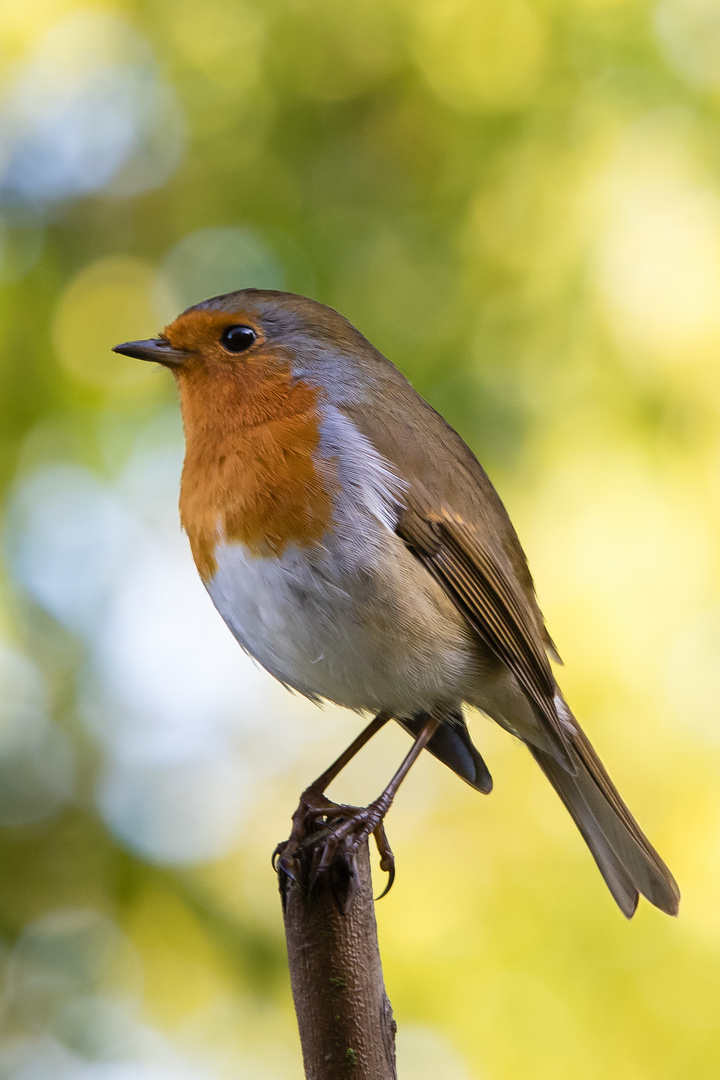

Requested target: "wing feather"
[{"left": 397, "top": 492, "right": 571, "bottom": 759}]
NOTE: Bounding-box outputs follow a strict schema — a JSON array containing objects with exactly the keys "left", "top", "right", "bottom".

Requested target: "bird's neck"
[{"left": 176, "top": 360, "right": 335, "bottom": 581}]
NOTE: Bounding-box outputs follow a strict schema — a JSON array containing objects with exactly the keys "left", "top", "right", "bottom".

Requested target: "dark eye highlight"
[{"left": 221, "top": 325, "right": 257, "bottom": 353}]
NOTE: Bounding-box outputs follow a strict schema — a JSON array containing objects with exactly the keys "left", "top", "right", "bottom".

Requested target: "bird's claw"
[
  {"left": 273, "top": 785, "right": 335, "bottom": 908},
  {"left": 373, "top": 823, "right": 396, "bottom": 900},
  {"left": 275, "top": 792, "right": 397, "bottom": 911}
]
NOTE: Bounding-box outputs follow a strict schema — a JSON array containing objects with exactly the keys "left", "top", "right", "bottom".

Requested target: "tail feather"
[{"left": 529, "top": 724, "right": 680, "bottom": 918}]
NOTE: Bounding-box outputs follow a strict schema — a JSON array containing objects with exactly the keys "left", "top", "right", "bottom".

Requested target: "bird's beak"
[{"left": 112, "top": 338, "right": 190, "bottom": 368}]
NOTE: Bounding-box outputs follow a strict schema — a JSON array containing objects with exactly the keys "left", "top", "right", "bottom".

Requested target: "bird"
[{"left": 113, "top": 288, "right": 680, "bottom": 918}]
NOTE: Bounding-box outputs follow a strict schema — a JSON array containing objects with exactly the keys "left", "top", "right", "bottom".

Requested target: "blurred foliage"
[{"left": 0, "top": 0, "right": 719, "bottom": 1077}]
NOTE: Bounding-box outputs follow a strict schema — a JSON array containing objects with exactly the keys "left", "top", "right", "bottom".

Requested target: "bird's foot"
[
  {"left": 272, "top": 785, "right": 334, "bottom": 881},
  {"left": 273, "top": 788, "right": 395, "bottom": 912}
]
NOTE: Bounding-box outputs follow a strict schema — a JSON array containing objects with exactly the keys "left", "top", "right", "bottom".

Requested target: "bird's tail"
[{"left": 529, "top": 722, "right": 680, "bottom": 918}]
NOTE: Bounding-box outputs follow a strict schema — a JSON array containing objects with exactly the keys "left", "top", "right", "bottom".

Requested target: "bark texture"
[{"left": 280, "top": 842, "right": 397, "bottom": 1080}]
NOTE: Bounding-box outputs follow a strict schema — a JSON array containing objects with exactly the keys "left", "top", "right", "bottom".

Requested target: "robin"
[{"left": 114, "top": 289, "right": 679, "bottom": 917}]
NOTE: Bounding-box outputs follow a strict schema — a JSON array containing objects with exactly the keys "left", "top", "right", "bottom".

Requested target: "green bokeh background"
[{"left": 0, "top": 1, "right": 719, "bottom": 1077}]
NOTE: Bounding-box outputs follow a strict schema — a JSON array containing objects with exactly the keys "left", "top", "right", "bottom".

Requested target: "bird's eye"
[{"left": 220, "top": 325, "right": 257, "bottom": 353}]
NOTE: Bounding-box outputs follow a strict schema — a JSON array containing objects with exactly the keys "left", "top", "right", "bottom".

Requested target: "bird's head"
[
  {"left": 113, "top": 287, "right": 374, "bottom": 395},
  {"left": 113, "top": 289, "right": 382, "bottom": 573}
]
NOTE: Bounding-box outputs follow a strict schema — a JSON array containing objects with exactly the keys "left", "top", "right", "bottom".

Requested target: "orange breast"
[{"left": 176, "top": 352, "right": 335, "bottom": 581}]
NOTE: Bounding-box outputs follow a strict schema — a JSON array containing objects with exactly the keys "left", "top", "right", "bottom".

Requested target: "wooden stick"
[{"left": 280, "top": 840, "right": 397, "bottom": 1080}]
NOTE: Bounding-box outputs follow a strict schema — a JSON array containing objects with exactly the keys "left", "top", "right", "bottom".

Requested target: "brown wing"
[
  {"left": 397, "top": 490, "right": 572, "bottom": 762},
  {"left": 340, "top": 387, "right": 561, "bottom": 664}
]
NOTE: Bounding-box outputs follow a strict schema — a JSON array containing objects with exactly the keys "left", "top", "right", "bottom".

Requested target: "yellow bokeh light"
[
  {"left": 51, "top": 255, "right": 175, "bottom": 395},
  {"left": 591, "top": 113, "right": 720, "bottom": 370},
  {"left": 0, "top": 0, "right": 85, "bottom": 57},
  {"left": 163, "top": 0, "right": 266, "bottom": 93},
  {"left": 412, "top": 0, "right": 546, "bottom": 113}
]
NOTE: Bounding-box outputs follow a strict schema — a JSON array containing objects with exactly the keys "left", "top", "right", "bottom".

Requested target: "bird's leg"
[
  {"left": 307, "top": 712, "right": 441, "bottom": 909},
  {"left": 273, "top": 711, "right": 392, "bottom": 892},
  {"left": 305, "top": 710, "right": 393, "bottom": 796}
]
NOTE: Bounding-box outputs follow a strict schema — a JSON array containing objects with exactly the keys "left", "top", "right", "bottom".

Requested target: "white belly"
[
  {"left": 202, "top": 403, "right": 479, "bottom": 716},
  {"left": 205, "top": 522, "right": 478, "bottom": 716}
]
